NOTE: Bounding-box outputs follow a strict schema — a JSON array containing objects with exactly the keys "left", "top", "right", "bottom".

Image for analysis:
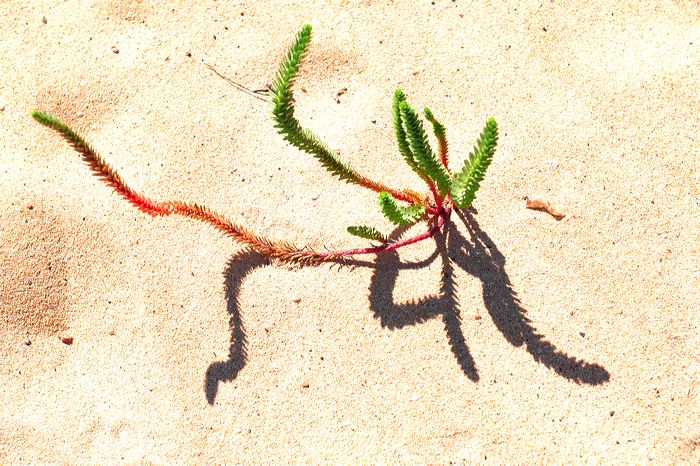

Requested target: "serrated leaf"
[
  {"left": 347, "top": 225, "right": 387, "bottom": 242},
  {"left": 398, "top": 101, "right": 451, "bottom": 195},
  {"left": 393, "top": 89, "right": 427, "bottom": 179},
  {"left": 423, "top": 107, "right": 446, "bottom": 142},
  {"left": 378, "top": 191, "right": 426, "bottom": 226},
  {"left": 270, "top": 25, "right": 360, "bottom": 184},
  {"left": 423, "top": 107, "right": 449, "bottom": 168},
  {"left": 451, "top": 117, "right": 498, "bottom": 208}
]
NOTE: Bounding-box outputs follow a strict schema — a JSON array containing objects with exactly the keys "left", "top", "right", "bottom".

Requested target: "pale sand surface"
[{"left": 1, "top": 1, "right": 699, "bottom": 463}]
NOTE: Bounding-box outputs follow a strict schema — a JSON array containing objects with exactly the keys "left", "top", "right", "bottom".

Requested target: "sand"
[{"left": 1, "top": 0, "right": 698, "bottom": 463}]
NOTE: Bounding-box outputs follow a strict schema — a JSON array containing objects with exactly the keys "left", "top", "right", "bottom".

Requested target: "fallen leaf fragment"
[{"left": 525, "top": 197, "right": 565, "bottom": 220}]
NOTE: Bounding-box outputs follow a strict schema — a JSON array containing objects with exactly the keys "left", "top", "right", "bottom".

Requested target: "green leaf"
[
  {"left": 270, "top": 25, "right": 360, "bottom": 184},
  {"left": 347, "top": 225, "right": 387, "bottom": 242},
  {"left": 32, "top": 111, "right": 89, "bottom": 153},
  {"left": 392, "top": 89, "right": 425, "bottom": 178},
  {"left": 378, "top": 191, "right": 426, "bottom": 226},
  {"left": 423, "top": 106, "right": 449, "bottom": 168},
  {"left": 398, "top": 101, "right": 451, "bottom": 195},
  {"left": 423, "top": 107, "right": 446, "bottom": 142},
  {"left": 451, "top": 117, "right": 498, "bottom": 208}
]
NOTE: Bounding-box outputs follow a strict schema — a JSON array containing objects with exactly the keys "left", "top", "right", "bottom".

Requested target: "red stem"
[{"left": 320, "top": 207, "right": 452, "bottom": 259}]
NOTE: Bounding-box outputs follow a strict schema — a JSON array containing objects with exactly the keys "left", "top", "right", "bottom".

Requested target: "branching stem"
[{"left": 319, "top": 206, "right": 452, "bottom": 259}]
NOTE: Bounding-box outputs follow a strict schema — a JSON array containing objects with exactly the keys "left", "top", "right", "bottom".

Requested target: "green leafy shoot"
[
  {"left": 423, "top": 107, "right": 448, "bottom": 168},
  {"left": 270, "top": 25, "right": 420, "bottom": 205},
  {"left": 378, "top": 191, "right": 426, "bottom": 226},
  {"left": 398, "top": 101, "right": 451, "bottom": 195},
  {"left": 347, "top": 225, "right": 387, "bottom": 243},
  {"left": 270, "top": 25, "right": 359, "bottom": 183},
  {"left": 393, "top": 89, "right": 428, "bottom": 182},
  {"left": 451, "top": 117, "right": 498, "bottom": 208}
]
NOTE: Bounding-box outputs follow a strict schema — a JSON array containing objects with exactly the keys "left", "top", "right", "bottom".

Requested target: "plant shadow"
[{"left": 205, "top": 212, "right": 609, "bottom": 404}]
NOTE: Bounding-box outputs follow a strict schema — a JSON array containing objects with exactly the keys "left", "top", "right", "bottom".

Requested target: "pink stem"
[
  {"left": 320, "top": 208, "right": 452, "bottom": 259},
  {"left": 428, "top": 182, "right": 442, "bottom": 207}
]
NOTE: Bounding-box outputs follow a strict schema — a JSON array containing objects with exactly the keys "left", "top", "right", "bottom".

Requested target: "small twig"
[
  {"left": 525, "top": 197, "right": 565, "bottom": 220},
  {"left": 204, "top": 62, "right": 269, "bottom": 102}
]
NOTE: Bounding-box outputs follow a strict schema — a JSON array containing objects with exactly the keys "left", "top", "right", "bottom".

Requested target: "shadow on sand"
[{"left": 205, "top": 212, "right": 609, "bottom": 404}]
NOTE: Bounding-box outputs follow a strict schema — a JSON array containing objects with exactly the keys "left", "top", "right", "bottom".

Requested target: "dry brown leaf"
[{"left": 525, "top": 197, "right": 565, "bottom": 220}]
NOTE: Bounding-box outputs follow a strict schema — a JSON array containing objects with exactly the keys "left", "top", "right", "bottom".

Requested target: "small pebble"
[
  {"left": 61, "top": 336, "right": 73, "bottom": 345},
  {"left": 76, "top": 111, "right": 84, "bottom": 118},
  {"left": 42, "top": 16, "right": 47, "bottom": 24},
  {"left": 474, "top": 315, "right": 482, "bottom": 320},
  {"left": 186, "top": 51, "right": 192, "bottom": 57},
  {"left": 579, "top": 332, "right": 586, "bottom": 338},
  {"left": 302, "top": 380, "right": 310, "bottom": 388},
  {"left": 24, "top": 340, "right": 31, "bottom": 346},
  {"left": 111, "top": 46, "right": 119, "bottom": 54},
  {"left": 292, "top": 296, "right": 301, "bottom": 304}
]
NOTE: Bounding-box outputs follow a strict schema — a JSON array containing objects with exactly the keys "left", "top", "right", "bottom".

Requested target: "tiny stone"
[
  {"left": 76, "top": 111, "right": 84, "bottom": 118},
  {"left": 292, "top": 296, "right": 301, "bottom": 304},
  {"left": 42, "top": 16, "right": 47, "bottom": 24},
  {"left": 61, "top": 336, "right": 73, "bottom": 345},
  {"left": 24, "top": 340, "right": 31, "bottom": 346},
  {"left": 610, "top": 410, "right": 615, "bottom": 417},
  {"left": 109, "top": 330, "right": 116, "bottom": 336},
  {"left": 579, "top": 332, "right": 586, "bottom": 337},
  {"left": 27, "top": 205, "right": 34, "bottom": 210},
  {"left": 474, "top": 315, "right": 482, "bottom": 320},
  {"left": 302, "top": 380, "right": 310, "bottom": 388},
  {"left": 111, "top": 46, "right": 119, "bottom": 54},
  {"left": 186, "top": 51, "right": 192, "bottom": 57}
]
